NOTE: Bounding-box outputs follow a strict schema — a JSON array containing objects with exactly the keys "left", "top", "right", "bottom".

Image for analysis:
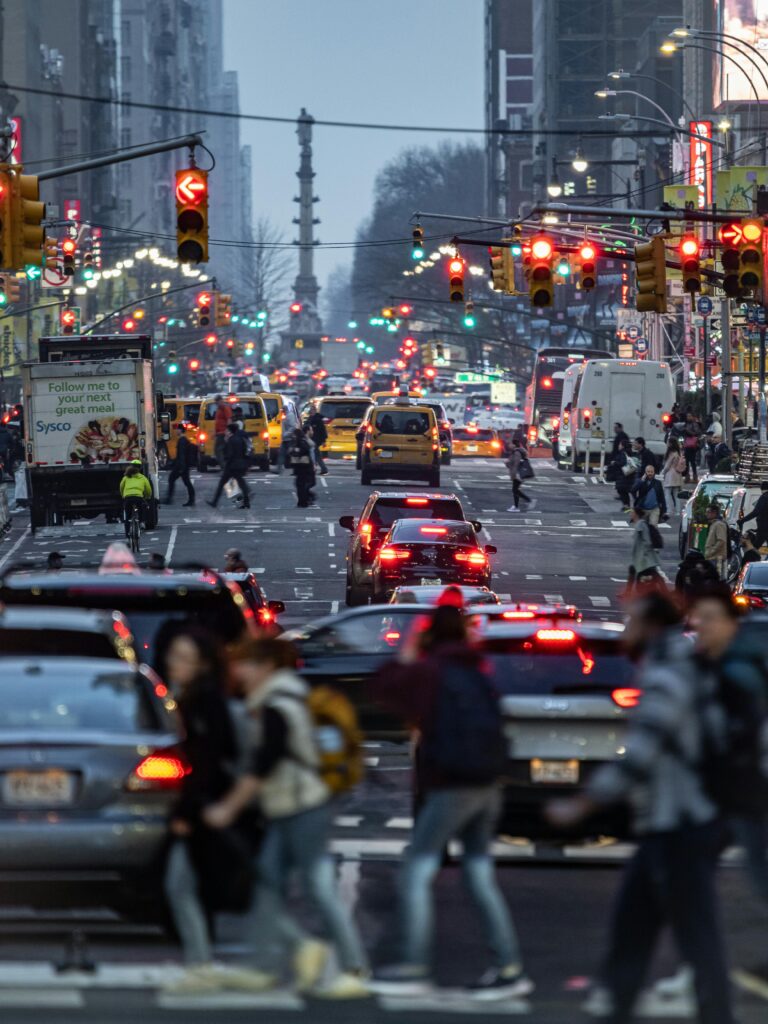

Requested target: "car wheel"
[{"left": 346, "top": 580, "right": 367, "bottom": 606}]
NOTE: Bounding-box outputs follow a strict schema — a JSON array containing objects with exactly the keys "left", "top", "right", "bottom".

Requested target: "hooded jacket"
[{"left": 245, "top": 669, "right": 329, "bottom": 819}]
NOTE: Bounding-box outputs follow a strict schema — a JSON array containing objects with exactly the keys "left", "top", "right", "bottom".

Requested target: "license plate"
[
  {"left": 3, "top": 770, "right": 76, "bottom": 806},
  {"left": 70, "top": 499, "right": 87, "bottom": 506},
  {"left": 530, "top": 759, "right": 579, "bottom": 784},
  {"left": 378, "top": 450, "right": 394, "bottom": 458},
  {"left": 421, "top": 577, "right": 442, "bottom": 585},
  {"left": 467, "top": 445, "right": 478, "bottom": 452}
]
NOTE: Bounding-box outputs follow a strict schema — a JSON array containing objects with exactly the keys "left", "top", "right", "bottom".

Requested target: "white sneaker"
[
  {"left": 507, "top": 506, "right": 521, "bottom": 513},
  {"left": 313, "top": 971, "right": 370, "bottom": 999},
  {"left": 161, "top": 964, "right": 223, "bottom": 995},
  {"left": 216, "top": 966, "right": 278, "bottom": 992},
  {"left": 294, "top": 939, "right": 331, "bottom": 991},
  {"left": 654, "top": 965, "right": 694, "bottom": 999}
]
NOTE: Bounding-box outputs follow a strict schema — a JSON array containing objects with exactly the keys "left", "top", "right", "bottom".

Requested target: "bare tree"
[{"left": 251, "top": 216, "right": 294, "bottom": 350}]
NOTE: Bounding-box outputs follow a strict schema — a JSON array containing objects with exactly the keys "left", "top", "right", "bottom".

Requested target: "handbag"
[
  {"left": 621, "top": 456, "right": 639, "bottom": 477},
  {"left": 518, "top": 457, "right": 535, "bottom": 480}
]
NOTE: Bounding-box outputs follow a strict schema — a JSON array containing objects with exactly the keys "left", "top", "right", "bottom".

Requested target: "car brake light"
[
  {"left": 466, "top": 426, "right": 479, "bottom": 434},
  {"left": 379, "top": 547, "right": 411, "bottom": 562},
  {"left": 406, "top": 497, "right": 429, "bottom": 506},
  {"left": 384, "top": 630, "right": 401, "bottom": 646},
  {"left": 360, "top": 522, "right": 373, "bottom": 534},
  {"left": 198, "top": 431, "right": 207, "bottom": 442},
  {"left": 502, "top": 610, "right": 535, "bottom": 619},
  {"left": 536, "top": 628, "right": 576, "bottom": 642},
  {"left": 126, "top": 750, "right": 190, "bottom": 791},
  {"left": 262, "top": 430, "right": 270, "bottom": 440},
  {"left": 455, "top": 550, "right": 487, "bottom": 566},
  {"left": 259, "top": 608, "right": 274, "bottom": 624},
  {"left": 612, "top": 688, "right": 642, "bottom": 708},
  {"left": 420, "top": 526, "right": 447, "bottom": 535},
  {"left": 748, "top": 594, "right": 766, "bottom": 608},
  {"left": 491, "top": 440, "right": 501, "bottom": 450}
]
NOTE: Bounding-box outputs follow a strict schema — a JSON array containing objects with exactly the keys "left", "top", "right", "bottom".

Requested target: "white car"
[{"left": 678, "top": 475, "right": 740, "bottom": 557}]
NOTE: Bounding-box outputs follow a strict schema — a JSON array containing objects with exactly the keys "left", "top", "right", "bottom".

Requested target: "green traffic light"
[
  {"left": 256, "top": 310, "right": 268, "bottom": 320},
  {"left": 348, "top": 320, "right": 358, "bottom": 329},
  {"left": 83, "top": 268, "right": 94, "bottom": 280},
  {"left": 557, "top": 260, "right": 570, "bottom": 276},
  {"left": 511, "top": 244, "right": 522, "bottom": 257},
  {"left": 168, "top": 363, "right": 179, "bottom": 375},
  {"left": 0, "top": 293, "right": 7, "bottom": 307},
  {"left": 365, "top": 345, "right": 374, "bottom": 354},
  {"left": 463, "top": 315, "right": 476, "bottom": 329},
  {"left": 231, "top": 315, "right": 240, "bottom": 323},
  {"left": 26, "top": 266, "right": 41, "bottom": 280},
  {"left": 411, "top": 246, "right": 424, "bottom": 260}
]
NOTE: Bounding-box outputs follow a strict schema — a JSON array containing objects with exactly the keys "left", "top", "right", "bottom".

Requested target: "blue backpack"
[{"left": 421, "top": 660, "right": 507, "bottom": 785}]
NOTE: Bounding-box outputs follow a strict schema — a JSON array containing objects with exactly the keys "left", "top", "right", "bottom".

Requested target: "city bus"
[{"left": 524, "top": 346, "right": 613, "bottom": 447}]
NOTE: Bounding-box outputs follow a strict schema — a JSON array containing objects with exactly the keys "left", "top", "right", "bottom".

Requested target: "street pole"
[
  {"left": 760, "top": 326, "right": 766, "bottom": 398},
  {"left": 721, "top": 299, "right": 732, "bottom": 450},
  {"left": 703, "top": 314, "right": 711, "bottom": 419},
  {"left": 37, "top": 134, "right": 205, "bottom": 182}
]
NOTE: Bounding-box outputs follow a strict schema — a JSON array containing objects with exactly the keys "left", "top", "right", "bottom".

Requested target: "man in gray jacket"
[
  {"left": 547, "top": 592, "right": 735, "bottom": 1024},
  {"left": 628, "top": 508, "right": 661, "bottom": 590}
]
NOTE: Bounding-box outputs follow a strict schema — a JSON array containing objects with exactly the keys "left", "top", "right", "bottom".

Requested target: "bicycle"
[{"left": 127, "top": 502, "right": 142, "bottom": 554}]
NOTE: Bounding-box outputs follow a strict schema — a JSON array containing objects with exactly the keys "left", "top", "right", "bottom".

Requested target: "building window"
[
  {"left": 121, "top": 56, "right": 131, "bottom": 82},
  {"left": 122, "top": 20, "right": 131, "bottom": 44},
  {"left": 121, "top": 128, "right": 131, "bottom": 148}
]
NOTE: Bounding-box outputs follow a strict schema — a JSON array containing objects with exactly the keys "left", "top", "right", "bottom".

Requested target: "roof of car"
[
  {"left": 282, "top": 603, "right": 425, "bottom": 640},
  {"left": 0, "top": 606, "right": 130, "bottom": 631},
  {"left": 370, "top": 491, "right": 461, "bottom": 502},
  {"left": 0, "top": 656, "right": 148, "bottom": 674},
  {"left": 0, "top": 570, "right": 232, "bottom": 592}
]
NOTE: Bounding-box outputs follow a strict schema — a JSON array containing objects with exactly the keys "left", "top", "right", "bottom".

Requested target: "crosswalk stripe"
[
  {"left": 0, "top": 990, "right": 84, "bottom": 1007},
  {"left": 379, "top": 993, "right": 530, "bottom": 1014},
  {"left": 569, "top": 575, "right": 587, "bottom": 581},
  {"left": 543, "top": 593, "right": 564, "bottom": 602},
  {"left": 611, "top": 520, "right": 630, "bottom": 527},
  {"left": 589, "top": 596, "right": 612, "bottom": 607},
  {"left": 157, "top": 992, "right": 303, "bottom": 1011}
]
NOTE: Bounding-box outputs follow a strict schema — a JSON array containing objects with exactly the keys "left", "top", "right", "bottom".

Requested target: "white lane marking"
[
  {"left": 569, "top": 575, "right": 587, "bottom": 581},
  {"left": 295, "top": 567, "right": 313, "bottom": 574},
  {"left": 484, "top": 529, "right": 492, "bottom": 540},
  {"left": 364, "top": 756, "right": 380, "bottom": 767},
  {"left": 327, "top": 522, "right": 334, "bottom": 536},
  {"left": 385, "top": 817, "right": 413, "bottom": 829},
  {"left": 330, "top": 600, "right": 339, "bottom": 614},
  {"left": 732, "top": 968, "right": 768, "bottom": 1002},
  {"left": 334, "top": 815, "right": 363, "bottom": 827},
  {"left": 499, "top": 593, "right": 511, "bottom": 600},
  {"left": 611, "top": 520, "right": 630, "bottom": 527},
  {"left": 526, "top": 574, "right": 543, "bottom": 580},
  {"left": 330, "top": 838, "right": 407, "bottom": 859},
  {"left": 589, "top": 596, "right": 612, "bottom": 607},
  {"left": 379, "top": 993, "right": 530, "bottom": 1014},
  {"left": 611, "top": 577, "right": 626, "bottom": 583},
  {"left": 0, "top": 990, "right": 84, "bottom": 1007},
  {"left": 659, "top": 523, "right": 671, "bottom": 529},
  {"left": 164, "top": 525, "right": 178, "bottom": 565},
  {"left": 0, "top": 526, "right": 30, "bottom": 570},
  {"left": 320, "top": 476, "right": 328, "bottom": 488},
  {"left": 158, "top": 992, "right": 303, "bottom": 1011},
  {"left": 543, "top": 594, "right": 564, "bottom": 602},
  {"left": 523, "top": 518, "right": 542, "bottom": 526},
  {"left": 254, "top": 567, "right": 265, "bottom": 574},
  {"left": 570, "top": 520, "right": 588, "bottom": 526}
]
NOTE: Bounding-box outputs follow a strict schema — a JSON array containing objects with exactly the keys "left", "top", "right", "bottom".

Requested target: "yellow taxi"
[
  {"left": 305, "top": 395, "right": 374, "bottom": 457},
  {"left": 361, "top": 401, "right": 440, "bottom": 486},
  {"left": 259, "top": 392, "right": 289, "bottom": 464},
  {"left": 158, "top": 398, "right": 202, "bottom": 468},
  {"left": 197, "top": 393, "right": 271, "bottom": 472},
  {"left": 452, "top": 424, "right": 503, "bottom": 458},
  {"left": 370, "top": 389, "right": 425, "bottom": 404}
]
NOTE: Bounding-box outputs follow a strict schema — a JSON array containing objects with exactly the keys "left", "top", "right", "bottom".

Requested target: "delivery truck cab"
[{"left": 569, "top": 360, "right": 674, "bottom": 470}]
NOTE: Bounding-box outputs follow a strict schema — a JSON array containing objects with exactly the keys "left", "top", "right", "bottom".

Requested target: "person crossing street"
[
  {"left": 506, "top": 442, "right": 533, "bottom": 512},
  {"left": 631, "top": 465, "right": 666, "bottom": 525},
  {"left": 307, "top": 408, "right": 329, "bottom": 475},
  {"left": 287, "top": 427, "right": 316, "bottom": 509},
  {"left": 165, "top": 424, "right": 195, "bottom": 507},
  {"left": 207, "top": 423, "right": 251, "bottom": 511}
]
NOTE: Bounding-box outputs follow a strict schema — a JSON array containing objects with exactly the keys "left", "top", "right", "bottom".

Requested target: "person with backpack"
[
  {"left": 307, "top": 409, "right": 329, "bottom": 475},
  {"left": 203, "top": 637, "right": 369, "bottom": 999},
  {"left": 546, "top": 591, "right": 737, "bottom": 1024},
  {"left": 661, "top": 439, "right": 686, "bottom": 514},
  {"left": 704, "top": 503, "right": 728, "bottom": 579},
  {"left": 610, "top": 439, "right": 638, "bottom": 511},
  {"left": 627, "top": 508, "right": 663, "bottom": 591},
  {"left": 506, "top": 442, "right": 534, "bottom": 512},
  {"left": 286, "top": 427, "right": 316, "bottom": 508},
  {"left": 371, "top": 606, "right": 531, "bottom": 1000},
  {"left": 207, "top": 423, "right": 251, "bottom": 510},
  {"left": 631, "top": 465, "right": 667, "bottom": 526}
]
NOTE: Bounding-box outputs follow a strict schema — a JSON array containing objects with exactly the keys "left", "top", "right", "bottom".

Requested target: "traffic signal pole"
[{"left": 36, "top": 133, "right": 204, "bottom": 182}]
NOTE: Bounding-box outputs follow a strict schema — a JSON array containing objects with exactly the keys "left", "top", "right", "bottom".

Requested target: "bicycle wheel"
[{"left": 130, "top": 513, "right": 141, "bottom": 554}]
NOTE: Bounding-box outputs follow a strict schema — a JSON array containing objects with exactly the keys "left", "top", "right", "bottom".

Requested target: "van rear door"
[{"left": 609, "top": 372, "right": 645, "bottom": 437}]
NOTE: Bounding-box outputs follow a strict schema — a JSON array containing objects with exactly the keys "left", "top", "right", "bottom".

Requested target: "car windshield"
[
  {"left": 454, "top": 428, "right": 495, "bottom": 441},
  {"left": 368, "top": 498, "right": 464, "bottom": 530},
  {"left": 484, "top": 637, "right": 633, "bottom": 695},
  {"left": 698, "top": 481, "right": 737, "bottom": 500},
  {"left": 745, "top": 563, "right": 768, "bottom": 587},
  {"left": 321, "top": 401, "right": 371, "bottom": 421},
  {"left": 0, "top": 630, "right": 118, "bottom": 658},
  {"left": 391, "top": 520, "right": 477, "bottom": 544},
  {"left": 374, "top": 411, "right": 431, "bottom": 434},
  {"left": 0, "top": 665, "right": 162, "bottom": 732}
]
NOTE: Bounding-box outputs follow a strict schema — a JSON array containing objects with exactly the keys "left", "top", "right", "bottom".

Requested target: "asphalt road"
[{"left": 0, "top": 457, "right": 766, "bottom": 1022}]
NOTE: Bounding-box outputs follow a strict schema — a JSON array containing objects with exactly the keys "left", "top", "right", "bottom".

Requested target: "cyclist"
[{"left": 120, "top": 460, "right": 152, "bottom": 539}]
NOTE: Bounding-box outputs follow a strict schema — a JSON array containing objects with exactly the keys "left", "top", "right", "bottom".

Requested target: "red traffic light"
[
  {"left": 122, "top": 318, "right": 136, "bottom": 332},
  {"left": 448, "top": 258, "right": 464, "bottom": 275},
  {"left": 531, "top": 237, "right": 553, "bottom": 261},
  {"left": 175, "top": 170, "right": 208, "bottom": 205},
  {"left": 579, "top": 243, "right": 596, "bottom": 261},
  {"left": 197, "top": 291, "right": 211, "bottom": 308},
  {"left": 719, "top": 222, "right": 744, "bottom": 246},
  {"left": 743, "top": 220, "right": 763, "bottom": 243},
  {"left": 189, "top": 358, "right": 201, "bottom": 371},
  {"left": 205, "top": 333, "right": 217, "bottom": 346},
  {"left": 60, "top": 309, "right": 76, "bottom": 327},
  {"left": 61, "top": 239, "right": 77, "bottom": 256},
  {"left": 398, "top": 304, "right": 412, "bottom": 316},
  {"left": 424, "top": 367, "right": 436, "bottom": 378},
  {"left": 290, "top": 302, "right": 302, "bottom": 314},
  {"left": 226, "top": 338, "right": 235, "bottom": 348},
  {"left": 680, "top": 236, "right": 700, "bottom": 257}
]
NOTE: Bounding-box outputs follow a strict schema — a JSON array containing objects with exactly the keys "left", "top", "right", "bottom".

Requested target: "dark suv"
[{"left": 339, "top": 491, "right": 479, "bottom": 606}]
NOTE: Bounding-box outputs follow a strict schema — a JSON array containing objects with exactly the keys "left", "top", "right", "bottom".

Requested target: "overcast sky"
[{"left": 222, "top": 0, "right": 484, "bottom": 293}]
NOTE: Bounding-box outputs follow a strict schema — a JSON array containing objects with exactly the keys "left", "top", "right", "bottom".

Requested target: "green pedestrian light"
[
  {"left": 256, "top": 310, "right": 268, "bottom": 320},
  {"left": 356, "top": 340, "right": 366, "bottom": 349},
  {"left": 365, "top": 345, "right": 374, "bottom": 354},
  {"left": 556, "top": 258, "right": 571, "bottom": 276},
  {"left": 510, "top": 243, "right": 522, "bottom": 257},
  {"left": 231, "top": 315, "right": 240, "bottom": 323}
]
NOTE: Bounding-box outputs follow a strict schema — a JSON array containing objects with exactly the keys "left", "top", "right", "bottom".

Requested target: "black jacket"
[
  {"left": 636, "top": 447, "right": 657, "bottom": 472},
  {"left": 632, "top": 476, "right": 667, "bottom": 515},
  {"left": 308, "top": 412, "right": 328, "bottom": 445},
  {"left": 175, "top": 684, "right": 238, "bottom": 821},
  {"left": 174, "top": 435, "right": 194, "bottom": 469},
  {"left": 0, "top": 426, "right": 10, "bottom": 454},
  {"left": 223, "top": 431, "right": 249, "bottom": 471},
  {"left": 288, "top": 435, "right": 314, "bottom": 475},
  {"left": 611, "top": 430, "right": 630, "bottom": 456},
  {"left": 742, "top": 492, "right": 768, "bottom": 528}
]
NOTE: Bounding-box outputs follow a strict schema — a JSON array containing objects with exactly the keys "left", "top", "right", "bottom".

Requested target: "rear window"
[
  {"left": 320, "top": 401, "right": 371, "bottom": 421},
  {"left": 205, "top": 401, "right": 264, "bottom": 420},
  {"left": 368, "top": 498, "right": 464, "bottom": 530},
  {"left": 0, "top": 665, "right": 163, "bottom": 732},
  {"left": 0, "top": 630, "right": 117, "bottom": 659},
  {"left": 373, "top": 410, "right": 431, "bottom": 434},
  {"left": 299, "top": 610, "right": 419, "bottom": 656},
  {"left": 182, "top": 404, "right": 200, "bottom": 424},
  {"left": 391, "top": 520, "right": 477, "bottom": 545},
  {"left": 455, "top": 428, "right": 495, "bottom": 441},
  {"left": 484, "top": 637, "right": 633, "bottom": 695},
  {"left": 744, "top": 564, "right": 768, "bottom": 586},
  {"left": 262, "top": 398, "right": 280, "bottom": 420}
]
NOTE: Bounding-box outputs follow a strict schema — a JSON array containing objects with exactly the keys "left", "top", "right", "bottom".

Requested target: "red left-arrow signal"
[{"left": 175, "top": 171, "right": 208, "bottom": 205}]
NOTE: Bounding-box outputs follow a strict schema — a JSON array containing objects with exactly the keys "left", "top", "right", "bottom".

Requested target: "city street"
[{"left": 0, "top": 458, "right": 766, "bottom": 1021}]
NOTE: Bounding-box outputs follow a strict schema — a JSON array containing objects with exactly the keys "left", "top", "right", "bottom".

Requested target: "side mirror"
[
  {"left": 485, "top": 544, "right": 498, "bottom": 555},
  {"left": 471, "top": 520, "right": 483, "bottom": 533},
  {"left": 338, "top": 515, "right": 355, "bottom": 531},
  {"left": 268, "top": 600, "right": 286, "bottom": 615}
]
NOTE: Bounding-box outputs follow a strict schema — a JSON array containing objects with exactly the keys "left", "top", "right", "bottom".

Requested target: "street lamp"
[
  {"left": 594, "top": 88, "right": 677, "bottom": 129},
  {"left": 546, "top": 157, "right": 563, "bottom": 198},
  {"left": 606, "top": 68, "right": 698, "bottom": 124},
  {"left": 572, "top": 148, "right": 588, "bottom": 173}
]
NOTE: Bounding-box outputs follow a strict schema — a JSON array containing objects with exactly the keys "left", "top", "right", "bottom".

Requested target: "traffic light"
[
  {"left": 205, "top": 333, "right": 217, "bottom": 347},
  {"left": 168, "top": 350, "right": 179, "bottom": 376},
  {"left": 175, "top": 167, "right": 209, "bottom": 264},
  {"left": 62, "top": 238, "right": 76, "bottom": 277},
  {"left": 489, "top": 245, "right": 513, "bottom": 293},
  {"left": 82, "top": 249, "right": 94, "bottom": 280},
  {"left": 739, "top": 217, "right": 764, "bottom": 296},
  {"left": 719, "top": 221, "right": 742, "bottom": 298},
  {"left": 216, "top": 293, "right": 232, "bottom": 326},
  {"left": 0, "top": 167, "right": 12, "bottom": 269},
  {"left": 398, "top": 303, "right": 412, "bottom": 316},
  {"left": 463, "top": 301, "right": 476, "bottom": 328},
  {"left": 14, "top": 173, "right": 45, "bottom": 270},
  {"left": 529, "top": 236, "right": 554, "bottom": 307},
  {"left": 60, "top": 307, "right": 78, "bottom": 335},
  {"left": 0, "top": 274, "right": 20, "bottom": 305},
  {"left": 412, "top": 225, "right": 424, "bottom": 260},
  {"left": 290, "top": 301, "right": 302, "bottom": 316},
  {"left": 189, "top": 357, "right": 201, "bottom": 372},
  {"left": 122, "top": 317, "right": 137, "bottom": 332},
  {"left": 679, "top": 236, "right": 701, "bottom": 294},
  {"left": 634, "top": 237, "right": 667, "bottom": 313},
  {"left": 576, "top": 242, "right": 597, "bottom": 291},
  {"left": 197, "top": 291, "right": 212, "bottom": 327},
  {"left": 43, "top": 236, "right": 57, "bottom": 268},
  {"left": 448, "top": 257, "right": 465, "bottom": 302}
]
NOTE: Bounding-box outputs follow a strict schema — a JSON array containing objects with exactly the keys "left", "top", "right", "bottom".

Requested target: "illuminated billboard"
[
  {"left": 714, "top": 1, "right": 768, "bottom": 104},
  {"left": 689, "top": 121, "right": 713, "bottom": 208}
]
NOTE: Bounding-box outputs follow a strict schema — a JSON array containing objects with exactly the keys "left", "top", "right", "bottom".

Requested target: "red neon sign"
[{"left": 688, "top": 121, "right": 712, "bottom": 209}]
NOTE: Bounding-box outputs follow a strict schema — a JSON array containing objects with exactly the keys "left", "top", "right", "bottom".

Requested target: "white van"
[
  {"left": 555, "top": 363, "right": 583, "bottom": 466},
  {"left": 569, "top": 360, "right": 675, "bottom": 467}
]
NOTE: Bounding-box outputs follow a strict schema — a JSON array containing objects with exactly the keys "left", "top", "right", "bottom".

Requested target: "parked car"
[
  {"left": 733, "top": 560, "right": 768, "bottom": 609},
  {"left": 678, "top": 475, "right": 740, "bottom": 557},
  {"left": 0, "top": 607, "right": 138, "bottom": 662}
]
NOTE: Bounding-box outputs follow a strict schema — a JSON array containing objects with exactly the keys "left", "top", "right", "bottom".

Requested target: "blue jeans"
[
  {"left": 164, "top": 841, "right": 212, "bottom": 965},
  {"left": 246, "top": 801, "right": 367, "bottom": 974},
  {"left": 400, "top": 787, "right": 520, "bottom": 970}
]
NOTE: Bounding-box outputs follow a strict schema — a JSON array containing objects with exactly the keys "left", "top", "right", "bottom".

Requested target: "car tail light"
[
  {"left": 420, "top": 526, "right": 447, "bottom": 535},
  {"left": 441, "top": 421, "right": 450, "bottom": 430},
  {"left": 406, "top": 497, "right": 429, "bottom": 506},
  {"left": 455, "top": 550, "right": 487, "bottom": 566},
  {"left": 366, "top": 423, "right": 373, "bottom": 433},
  {"left": 379, "top": 547, "right": 411, "bottom": 562},
  {"left": 527, "top": 426, "right": 538, "bottom": 443},
  {"left": 612, "top": 688, "right": 642, "bottom": 708},
  {"left": 466, "top": 426, "right": 479, "bottom": 434},
  {"left": 262, "top": 430, "right": 270, "bottom": 440},
  {"left": 536, "top": 628, "right": 576, "bottom": 643},
  {"left": 384, "top": 630, "right": 401, "bottom": 646},
  {"left": 491, "top": 440, "right": 501, "bottom": 450},
  {"left": 502, "top": 610, "right": 535, "bottom": 619},
  {"left": 198, "top": 431, "right": 207, "bottom": 442},
  {"left": 747, "top": 594, "right": 765, "bottom": 608},
  {"left": 126, "top": 749, "right": 190, "bottom": 791},
  {"left": 360, "top": 521, "right": 373, "bottom": 535}
]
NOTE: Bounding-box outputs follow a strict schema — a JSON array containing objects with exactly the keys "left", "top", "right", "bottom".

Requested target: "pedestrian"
[
  {"left": 203, "top": 637, "right": 369, "bottom": 998},
  {"left": 674, "top": 549, "right": 719, "bottom": 596},
  {"left": 632, "top": 437, "right": 657, "bottom": 474},
  {"left": 661, "top": 439, "right": 685, "bottom": 514},
  {"left": 213, "top": 396, "right": 232, "bottom": 467},
  {"left": 546, "top": 591, "right": 737, "bottom": 1024},
  {"left": 224, "top": 548, "right": 248, "bottom": 573},
  {"left": 739, "top": 529, "right": 762, "bottom": 570},
  {"left": 161, "top": 627, "right": 263, "bottom": 995},
  {"left": 682, "top": 417, "right": 701, "bottom": 483},
  {"left": 307, "top": 408, "right": 329, "bottom": 475},
  {"left": 506, "top": 441, "right": 533, "bottom": 512},
  {"left": 705, "top": 412, "right": 723, "bottom": 473},
  {"left": 738, "top": 480, "right": 768, "bottom": 547},
  {"left": 207, "top": 423, "right": 251, "bottom": 511},
  {"left": 704, "top": 503, "right": 728, "bottom": 579},
  {"left": 277, "top": 403, "right": 299, "bottom": 475},
  {"left": 612, "top": 439, "right": 638, "bottom": 512},
  {"left": 46, "top": 551, "right": 65, "bottom": 571},
  {"left": 371, "top": 606, "right": 532, "bottom": 999},
  {"left": 286, "top": 427, "right": 316, "bottom": 509},
  {"left": 611, "top": 422, "right": 630, "bottom": 458},
  {"left": 165, "top": 424, "right": 195, "bottom": 507},
  {"left": 627, "top": 508, "right": 662, "bottom": 591},
  {"left": 631, "top": 465, "right": 666, "bottom": 526}
]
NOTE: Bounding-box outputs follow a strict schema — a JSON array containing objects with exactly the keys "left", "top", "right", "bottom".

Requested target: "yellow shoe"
[
  {"left": 314, "top": 971, "right": 371, "bottom": 999},
  {"left": 293, "top": 939, "right": 330, "bottom": 991}
]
